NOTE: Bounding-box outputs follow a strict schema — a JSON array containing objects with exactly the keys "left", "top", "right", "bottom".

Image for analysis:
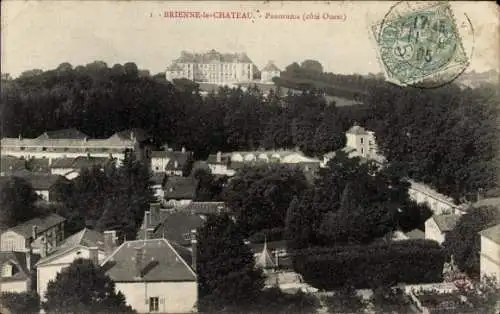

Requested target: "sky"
[{"left": 2, "top": 1, "right": 499, "bottom": 78}]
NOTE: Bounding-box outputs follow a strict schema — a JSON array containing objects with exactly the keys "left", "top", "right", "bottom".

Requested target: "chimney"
[
  {"left": 181, "top": 146, "right": 186, "bottom": 153},
  {"left": 150, "top": 203, "right": 161, "bottom": 226},
  {"left": 26, "top": 249, "right": 32, "bottom": 272},
  {"left": 18, "top": 134, "right": 22, "bottom": 141},
  {"left": 190, "top": 229, "right": 197, "bottom": 271},
  {"left": 40, "top": 236, "right": 48, "bottom": 258},
  {"left": 103, "top": 230, "right": 117, "bottom": 255},
  {"left": 134, "top": 247, "right": 144, "bottom": 278},
  {"left": 216, "top": 151, "right": 222, "bottom": 163},
  {"left": 32, "top": 226, "right": 38, "bottom": 241},
  {"left": 143, "top": 211, "right": 151, "bottom": 230},
  {"left": 145, "top": 228, "right": 154, "bottom": 240},
  {"left": 164, "top": 144, "right": 169, "bottom": 152},
  {"left": 89, "top": 246, "right": 99, "bottom": 265},
  {"left": 174, "top": 160, "right": 179, "bottom": 169}
]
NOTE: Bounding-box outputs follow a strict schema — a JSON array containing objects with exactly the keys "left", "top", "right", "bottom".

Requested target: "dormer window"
[
  {"left": 183, "top": 233, "right": 191, "bottom": 241},
  {"left": 42, "top": 147, "right": 47, "bottom": 151}
]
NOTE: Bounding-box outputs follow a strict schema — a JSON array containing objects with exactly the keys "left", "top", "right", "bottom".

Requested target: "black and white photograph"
[{"left": 0, "top": 1, "right": 499, "bottom": 313}]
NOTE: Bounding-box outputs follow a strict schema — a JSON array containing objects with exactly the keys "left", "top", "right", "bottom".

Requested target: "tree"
[
  {"left": 0, "top": 176, "right": 40, "bottom": 229},
  {"left": 0, "top": 292, "right": 40, "bottom": 314},
  {"left": 443, "top": 205, "right": 500, "bottom": 277},
  {"left": 300, "top": 60, "right": 323, "bottom": 74},
  {"left": 321, "top": 284, "right": 366, "bottom": 314},
  {"left": 42, "top": 259, "right": 135, "bottom": 314},
  {"left": 223, "top": 164, "right": 309, "bottom": 236},
  {"left": 369, "top": 286, "right": 412, "bottom": 314},
  {"left": 197, "top": 214, "right": 264, "bottom": 312}
]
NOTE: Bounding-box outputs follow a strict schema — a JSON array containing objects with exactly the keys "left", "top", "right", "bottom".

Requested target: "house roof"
[
  {"left": 479, "top": 224, "right": 500, "bottom": 245},
  {"left": 8, "top": 213, "right": 66, "bottom": 239},
  {"left": 255, "top": 241, "right": 276, "bottom": 269},
  {"left": 151, "top": 173, "right": 167, "bottom": 186},
  {"left": 50, "top": 156, "right": 112, "bottom": 169},
  {"left": 346, "top": 125, "right": 369, "bottom": 135},
  {"left": 177, "top": 202, "right": 228, "bottom": 215},
  {"left": 152, "top": 212, "right": 205, "bottom": 246},
  {"left": 111, "top": 128, "right": 150, "bottom": 142},
  {"left": 262, "top": 62, "right": 281, "bottom": 72},
  {"left": 26, "top": 158, "right": 51, "bottom": 173},
  {"left": 36, "top": 228, "right": 105, "bottom": 266},
  {"left": 0, "top": 156, "right": 27, "bottom": 173},
  {"left": 474, "top": 197, "right": 500, "bottom": 209},
  {"left": 101, "top": 238, "right": 196, "bottom": 282},
  {"left": 432, "top": 214, "right": 461, "bottom": 232},
  {"left": 405, "top": 228, "right": 425, "bottom": 240},
  {"left": 0, "top": 251, "right": 40, "bottom": 283},
  {"left": 36, "top": 128, "right": 89, "bottom": 140},
  {"left": 8, "top": 173, "right": 66, "bottom": 190},
  {"left": 249, "top": 240, "right": 287, "bottom": 254},
  {"left": 163, "top": 177, "right": 198, "bottom": 200}
]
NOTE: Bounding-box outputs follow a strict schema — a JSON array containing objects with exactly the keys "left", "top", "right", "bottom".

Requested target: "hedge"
[{"left": 293, "top": 239, "right": 445, "bottom": 289}]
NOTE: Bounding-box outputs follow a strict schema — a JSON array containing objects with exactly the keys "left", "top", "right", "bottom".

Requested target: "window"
[
  {"left": 360, "top": 138, "right": 364, "bottom": 144},
  {"left": 149, "top": 297, "right": 159, "bottom": 312},
  {"left": 42, "top": 147, "right": 47, "bottom": 151},
  {"left": 361, "top": 148, "right": 364, "bottom": 155}
]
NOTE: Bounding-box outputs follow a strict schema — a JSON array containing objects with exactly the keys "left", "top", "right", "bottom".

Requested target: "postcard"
[{"left": 1, "top": 1, "right": 499, "bottom": 314}]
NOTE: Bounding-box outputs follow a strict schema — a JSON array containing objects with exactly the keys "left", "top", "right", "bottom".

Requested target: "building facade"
[
  {"left": 261, "top": 61, "right": 281, "bottom": 83},
  {"left": 479, "top": 224, "right": 500, "bottom": 282},
  {"left": 0, "top": 128, "right": 152, "bottom": 167},
  {"left": 166, "top": 50, "right": 254, "bottom": 85},
  {"left": 101, "top": 238, "right": 197, "bottom": 313}
]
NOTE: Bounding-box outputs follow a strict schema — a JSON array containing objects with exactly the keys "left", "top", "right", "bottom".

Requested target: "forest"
[{"left": 1, "top": 60, "right": 498, "bottom": 200}]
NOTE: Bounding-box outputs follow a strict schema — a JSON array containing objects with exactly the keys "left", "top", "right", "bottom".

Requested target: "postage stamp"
[{"left": 372, "top": 1, "right": 470, "bottom": 88}]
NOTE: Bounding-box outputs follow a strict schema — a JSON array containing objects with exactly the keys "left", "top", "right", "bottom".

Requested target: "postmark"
[{"left": 372, "top": 1, "right": 471, "bottom": 88}]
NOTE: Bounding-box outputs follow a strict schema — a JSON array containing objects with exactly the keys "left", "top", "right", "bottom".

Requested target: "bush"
[
  {"left": 0, "top": 291, "right": 40, "bottom": 314},
  {"left": 294, "top": 240, "right": 445, "bottom": 289}
]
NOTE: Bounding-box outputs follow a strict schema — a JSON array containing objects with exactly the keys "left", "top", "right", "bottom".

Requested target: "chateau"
[{"left": 166, "top": 50, "right": 280, "bottom": 85}]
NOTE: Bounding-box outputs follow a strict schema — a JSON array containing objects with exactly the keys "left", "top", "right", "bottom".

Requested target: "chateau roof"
[
  {"left": 346, "top": 125, "right": 368, "bottom": 135},
  {"left": 176, "top": 50, "right": 253, "bottom": 64},
  {"left": 262, "top": 62, "right": 281, "bottom": 72},
  {"left": 255, "top": 240, "right": 276, "bottom": 269}
]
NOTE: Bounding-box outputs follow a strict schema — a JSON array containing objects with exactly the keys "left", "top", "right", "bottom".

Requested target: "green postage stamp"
[{"left": 372, "top": 1, "right": 470, "bottom": 88}]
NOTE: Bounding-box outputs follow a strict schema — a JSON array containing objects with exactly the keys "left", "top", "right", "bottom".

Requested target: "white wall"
[
  {"left": 151, "top": 157, "right": 169, "bottom": 173},
  {"left": 424, "top": 218, "right": 445, "bottom": 245},
  {"left": 480, "top": 237, "right": 500, "bottom": 281},
  {"left": 0, "top": 280, "right": 28, "bottom": 293},
  {"left": 37, "top": 248, "right": 106, "bottom": 301},
  {"left": 0, "top": 231, "right": 26, "bottom": 252},
  {"left": 116, "top": 281, "right": 197, "bottom": 313}
]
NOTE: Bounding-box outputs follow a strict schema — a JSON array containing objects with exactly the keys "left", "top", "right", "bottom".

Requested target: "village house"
[
  {"left": 50, "top": 156, "right": 113, "bottom": 179},
  {"left": 206, "top": 150, "right": 321, "bottom": 177},
  {"left": 0, "top": 251, "right": 39, "bottom": 293},
  {"left": 479, "top": 223, "right": 500, "bottom": 282},
  {"left": 4, "top": 172, "right": 68, "bottom": 202},
  {"left": 0, "top": 128, "right": 153, "bottom": 167},
  {"left": 342, "top": 124, "right": 385, "bottom": 164},
  {"left": 151, "top": 146, "right": 193, "bottom": 176},
  {"left": 0, "top": 156, "right": 27, "bottom": 176},
  {"left": 260, "top": 61, "right": 281, "bottom": 83},
  {"left": 100, "top": 238, "right": 197, "bottom": 313},
  {"left": 35, "top": 228, "right": 115, "bottom": 302},
  {"left": 163, "top": 176, "right": 198, "bottom": 206},
  {"left": 0, "top": 214, "right": 66, "bottom": 254},
  {"left": 407, "top": 180, "right": 462, "bottom": 215},
  {"left": 424, "top": 214, "right": 461, "bottom": 245},
  {"left": 151, "top": 173, "right": 167, "bottom": 201}
]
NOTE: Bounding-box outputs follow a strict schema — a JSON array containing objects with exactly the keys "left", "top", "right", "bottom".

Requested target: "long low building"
[{"left": 0, "top": 128, "right": 152, "bottom": 166}]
